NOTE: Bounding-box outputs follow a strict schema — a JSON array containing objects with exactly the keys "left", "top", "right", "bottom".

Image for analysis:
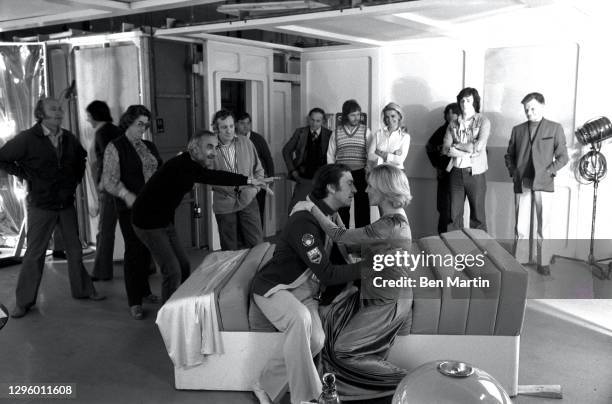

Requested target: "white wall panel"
[
  {"left": 212, "top": 51, "right": 239, "bottom": 72},
  {"left": 302, "top": 49, "right": 378, "bottom": 120},
  {"left": 382, "top": 49, "right": 464, "bottom": 178}
]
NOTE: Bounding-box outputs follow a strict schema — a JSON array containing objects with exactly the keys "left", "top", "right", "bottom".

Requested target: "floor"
[{"left": 0, "top": 250, "right": 611, "bottom": 404}]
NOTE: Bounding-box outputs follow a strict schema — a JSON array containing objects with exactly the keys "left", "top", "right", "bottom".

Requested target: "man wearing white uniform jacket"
[{"left": 504, "top": 92, "right": 568, "bottom": 275}]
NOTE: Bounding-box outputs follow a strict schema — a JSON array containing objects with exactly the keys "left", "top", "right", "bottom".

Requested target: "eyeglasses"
[{"left": 135, "top": 121, "right": 150, "bottom": 129}]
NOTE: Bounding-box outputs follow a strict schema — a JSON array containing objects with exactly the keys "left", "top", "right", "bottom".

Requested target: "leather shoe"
[
  {"left": 130, "top": 305, "right": 144, "bottom": 320},
  {"left": 88, "top": 292, "right": 107, "bottom": 301},
  {"left": 537, "top": 265, "right": 551, "bottom": 276},
  {"left": 52, "top": 250, "right": 67, "bottom": 260},
  {"left": 11, "top": 306, "right": 28, "bottom": 318}
]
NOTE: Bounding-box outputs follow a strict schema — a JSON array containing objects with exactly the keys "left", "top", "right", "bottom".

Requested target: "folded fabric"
[{"left": 156, "top": 249, "right": 249, "bottom": 368}]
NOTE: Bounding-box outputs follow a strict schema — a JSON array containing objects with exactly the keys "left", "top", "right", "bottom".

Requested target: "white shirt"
[{"left": 368, "top": 126, "right": 411, "bottom": 168}]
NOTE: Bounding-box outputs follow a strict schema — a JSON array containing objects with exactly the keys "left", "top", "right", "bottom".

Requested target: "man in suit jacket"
[
  {"left": 86, "top": 100, "right": 121, "bottom": 281},
  {"left": 505, "top": 92, "right": 569, "bottom": 275},
  {"left": 236, "top": 112, "right": 274, "bottom": 227},
  {"left": 282, "top": 107, "right": 331, "bottom": 211},
  {"left": 0, "top": 98, "right": 104, "bottom": 318}
]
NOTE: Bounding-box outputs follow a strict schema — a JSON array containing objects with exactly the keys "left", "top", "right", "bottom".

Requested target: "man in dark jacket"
[
  {"left": 251, "top": 163, "right": 360, "bottom": 404},
  {"left": 505, "top": 92, "right": 568, "bottom": 275},
  {"left": 426, "top": 103, "right": 459, "bottom": 233},
  {"left": 0, "top": 97, "right": 104, "bottom": 318},
  {"left": 236, "top": 112, "right": 274, "bottom": 227},
  {"left": 133, "top": 130, "right": 272, "bottom": 303},
  {"left": 282, "top": 107, "right": 331, "bottom": 211},
  {"left": 86, "top": 100, "right": 121, "bottom": 281}
]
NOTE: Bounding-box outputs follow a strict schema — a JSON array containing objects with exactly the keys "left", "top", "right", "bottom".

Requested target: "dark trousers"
[
  {"left": 92, "top": 191, "right": 117, "bottom": 280},
  {"left": 215, "top": 198, "right": 263, "bottom": 250},
  {"left": 16, "top": 205, "right": 95, "bottom": 309},
  {"left": 448, "top": 167, "right": 487, "bottom": 232},
  {"left": 133, "top": 224, "right": 191, "bottom": 304},
  {"left": 339, "top": 168, "right": 370, "bottom": 228},
  {"left": 117, "top": 209, "right": 152, "bottom": 307},
  {"left": 256, "top": 189, "right": 266, "bottom": 228},
  {"left": 437, "top": 173, "right": 452, "bottom": 233}
]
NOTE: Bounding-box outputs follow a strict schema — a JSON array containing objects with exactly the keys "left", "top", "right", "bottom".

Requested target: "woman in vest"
[
  {"left": 292, "top": 164, "right": 412, "bottom": 401},
  {"left": 101, "top": 105, "right": 162, "bottom": 320},
  {"left": 326, "top": 99, "right": 372, "bottom": 228}
]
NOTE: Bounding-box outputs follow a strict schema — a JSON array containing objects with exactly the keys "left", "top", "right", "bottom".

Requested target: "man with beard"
[
  {"left": 132, "top": 130, "right": 272, "bottom": 302},
  {"left": 251, "top": 164, "right": 362, "bottom": 404}
]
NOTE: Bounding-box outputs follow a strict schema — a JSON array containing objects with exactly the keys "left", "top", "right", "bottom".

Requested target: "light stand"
[{"left": 551, "top": 117, "right": 612, "bottom": 279}]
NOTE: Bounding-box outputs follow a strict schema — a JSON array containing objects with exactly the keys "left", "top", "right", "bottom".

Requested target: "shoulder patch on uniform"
[
  {"left": 306, "top": 247, "right": 322, "bottom": 264},
  {"left": 301, "top": 233, "right": 315, "bottom": 247}
]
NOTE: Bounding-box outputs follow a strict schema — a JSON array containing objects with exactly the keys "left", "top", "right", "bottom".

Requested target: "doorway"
[{"left": 221, "top": 80, "right": 246, "bottom": 117}]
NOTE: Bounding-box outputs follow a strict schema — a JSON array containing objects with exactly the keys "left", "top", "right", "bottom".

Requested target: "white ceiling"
[{"left": 0, "top": 0, "right": 609, "bottom": 48}]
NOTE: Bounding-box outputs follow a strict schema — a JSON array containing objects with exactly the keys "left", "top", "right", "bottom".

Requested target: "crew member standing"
[
  {"left": 282, "top": 107, "right": 331, "bottom": 212},
  {"left": 0, "top": 98, "right": 104, "bottom": 318},
  {"left": 236, "top": 112, "right": 274, "bottom": 226},
  {"left": 505, "top": 92, "right": 568, "bottom": 275}
]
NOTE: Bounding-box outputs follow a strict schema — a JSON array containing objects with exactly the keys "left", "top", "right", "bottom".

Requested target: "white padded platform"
[{"left": 174, "top": 331, "right": 520, "bottom": 397}]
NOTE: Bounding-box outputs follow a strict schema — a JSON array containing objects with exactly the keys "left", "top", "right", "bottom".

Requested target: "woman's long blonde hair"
[{"left": 368, "top": 164, "right": 412, "bottom": 208}]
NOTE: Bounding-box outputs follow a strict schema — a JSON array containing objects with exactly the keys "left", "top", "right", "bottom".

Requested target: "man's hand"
[
  {"left": 289, "top": 170, "right": 303, "bottom": 182},
  {"left": 290, "top": 200, "right": 315, "bottom": 216},
  {"left": 249, "top": 177, "right": 276, "bottom": 196}
]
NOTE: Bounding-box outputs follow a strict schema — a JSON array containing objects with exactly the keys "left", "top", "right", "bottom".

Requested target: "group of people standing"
[
  {"left": 0, "top": 84, "right": 569, "bottom": 402},
  {"left": 252, "top": 87, "right": 569, "bottom": 403},
  {"left": 2, "top": 98, "right": 270, "bottom": 319}
]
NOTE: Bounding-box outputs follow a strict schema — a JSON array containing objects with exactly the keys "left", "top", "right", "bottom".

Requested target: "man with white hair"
[
  {"left": 132, "top": 130, "right": 271, "bottom": 302},
  {"left": 0, "top": 97, "right": 104, "bottom": 318}
]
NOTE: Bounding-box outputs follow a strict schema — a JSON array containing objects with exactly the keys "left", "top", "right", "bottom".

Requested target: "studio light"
[{"left": 552, "top": 116, "right": 612, "bottom": 279}]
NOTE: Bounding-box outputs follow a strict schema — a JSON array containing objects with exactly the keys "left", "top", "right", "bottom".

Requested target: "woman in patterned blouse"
[{"left": 101, "top": 105, "right": 162, "bottom": 320}]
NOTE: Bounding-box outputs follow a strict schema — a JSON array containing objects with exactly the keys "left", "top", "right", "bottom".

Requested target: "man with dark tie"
[{"left": 282, "top": 107, "right": 331, "bottom": 211}]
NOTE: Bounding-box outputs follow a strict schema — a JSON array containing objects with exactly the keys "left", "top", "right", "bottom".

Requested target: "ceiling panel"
[
  {"left": 296, "top": 16, "right": 429, "bottom": 42},
  {"left": 0, "top": 0, "right": 76, "bottom": 21}
]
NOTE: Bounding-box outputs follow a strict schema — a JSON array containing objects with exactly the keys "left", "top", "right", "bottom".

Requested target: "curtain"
[{"left": 0, "top": 43, "right": 45, "bottom": 246}]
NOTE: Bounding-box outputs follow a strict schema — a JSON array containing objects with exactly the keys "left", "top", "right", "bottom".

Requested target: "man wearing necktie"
[
  {"left": 505, "top": 92, "right": 569, "bottom": 275},
  {"left": 0, "top": 97, "right": 104, "bottom": 318},
  {"left": 282, "top": 107, "right": 331, "bottom": 211}
]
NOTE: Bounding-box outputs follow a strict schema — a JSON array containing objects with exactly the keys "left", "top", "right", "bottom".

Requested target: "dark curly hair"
[
  {"left": 118, "top": 105, "right": 151, "bottom": 132},
  {"left": 311, "top": 164, "right": 351, "bottom": 200},
  {"left": 456, "top": 88, "right": 481, "bottom": 113},
  {"left": 341, "top": 99, "right": 361, "bottom": 125}
]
